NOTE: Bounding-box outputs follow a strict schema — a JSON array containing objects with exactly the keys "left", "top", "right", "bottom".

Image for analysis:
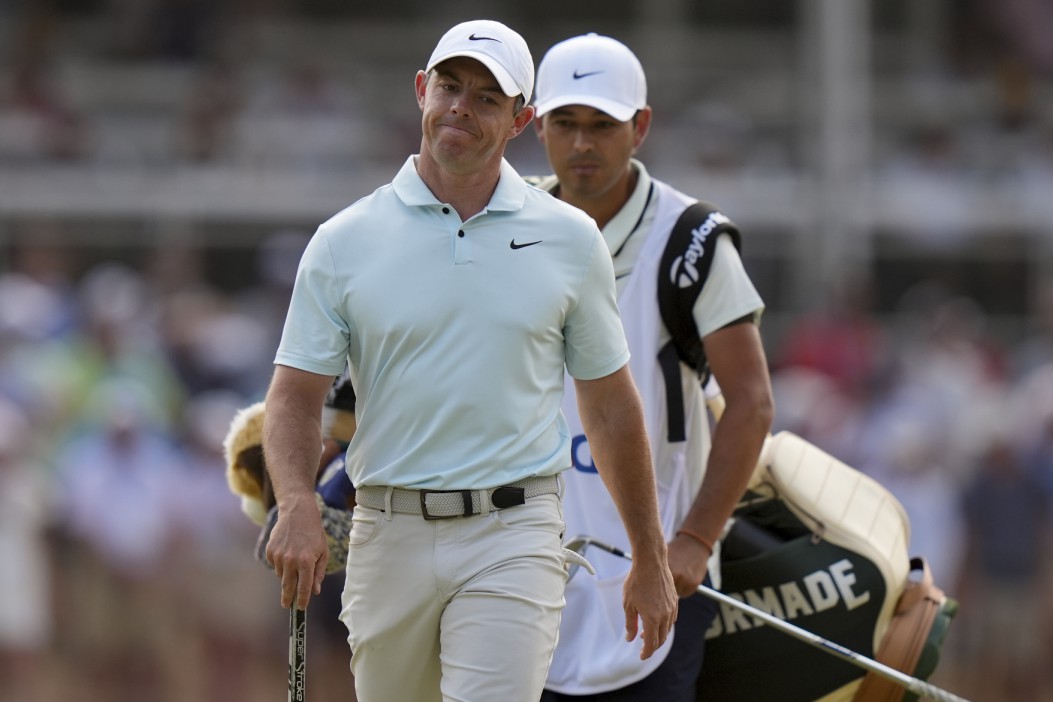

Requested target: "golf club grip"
[
  {"left": 695, "top": 583, "right": 970, "bottom": 702},
  {"left": 288, "top": 606, "right": 307, "bottom": 702}
]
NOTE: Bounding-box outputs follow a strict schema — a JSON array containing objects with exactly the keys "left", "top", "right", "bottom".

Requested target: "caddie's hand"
[
  {"left": 265, "top": 492, "right": 328, "bottom": 610},
  {"left": 668, "top": 533, "right": 711, "bottom": 597},
  {"left": 622, "top": 561, "right": 678, "bottom": 660}
]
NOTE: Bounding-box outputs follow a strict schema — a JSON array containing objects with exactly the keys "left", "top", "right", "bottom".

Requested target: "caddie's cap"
[
  {"left": 534, "top": 33, "right": 646, "bottom": 122},
  {"left": 426, "top": 19, "right": 535, "bottom": 102}
]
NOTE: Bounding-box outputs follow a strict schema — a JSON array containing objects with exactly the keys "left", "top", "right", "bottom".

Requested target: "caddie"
[{"left": 528, "top": 33, "right": 774, "bottom": 701}]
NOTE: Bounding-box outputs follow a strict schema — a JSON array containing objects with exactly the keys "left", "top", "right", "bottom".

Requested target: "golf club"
[
  {"left": 563, "top": 535, "right": 970, "bottom": 702},
  {"left": 288, "top": 603, "right": 307, "bottom": 702}
]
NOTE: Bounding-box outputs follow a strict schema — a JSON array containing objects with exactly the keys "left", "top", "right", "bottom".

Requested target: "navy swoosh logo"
[
  {"left": 469, "top": 34, "right": 500, "bottom": 42},
  {"left": 573, "top": 70, "right": 603, "bottom": 79},
  {"left": 510, "top": 239, "right": 542, "bottom": 250}
]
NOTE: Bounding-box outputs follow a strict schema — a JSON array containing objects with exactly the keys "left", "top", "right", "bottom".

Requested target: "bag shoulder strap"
[{"left": 657, "top": 201, "right": 742, "bottom": 442}]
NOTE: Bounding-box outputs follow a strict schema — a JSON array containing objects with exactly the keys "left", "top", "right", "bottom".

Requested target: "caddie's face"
[
  {"left": 416, "top": 57, "right": 533, "bottom": 175},
  {"left": 535, "top": 104, "right": 650, "bottom": 204}
]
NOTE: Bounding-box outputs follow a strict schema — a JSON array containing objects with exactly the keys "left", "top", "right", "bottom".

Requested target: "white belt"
[{"left": 355, "top": 475, "right": 561, "bottom": 520}]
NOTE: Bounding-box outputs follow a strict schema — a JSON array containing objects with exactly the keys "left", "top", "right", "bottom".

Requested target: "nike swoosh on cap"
[
  {"left": 510, "top": 239, "right": 542, "bottom": 250},
  {"left": 469, "top": 34, "right": 500, "bottom": 42},
  {"left": 572, "top": 70, "right": 604, "bottom": 79}
]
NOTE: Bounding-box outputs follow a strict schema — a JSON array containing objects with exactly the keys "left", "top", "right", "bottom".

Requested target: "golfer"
[{"left": 261, "top": 20, "right": 677, "bottom": 702}]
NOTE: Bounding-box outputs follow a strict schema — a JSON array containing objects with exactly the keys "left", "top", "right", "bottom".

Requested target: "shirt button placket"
[{"left": 453, "top": 227, "right": 471, "bottom": 265}]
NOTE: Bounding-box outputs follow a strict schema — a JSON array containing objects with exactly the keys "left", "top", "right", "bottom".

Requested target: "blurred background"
[{"left": 1, "top": 0, "right": 1051, "bottom": 701}]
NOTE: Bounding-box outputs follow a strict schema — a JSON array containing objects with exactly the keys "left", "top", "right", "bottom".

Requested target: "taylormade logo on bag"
[
  {"left": 668, "top": 211, "right": 729, "bottom": 289},
  {"left": 704, "top": 558, "right": 871, "bottom": 639}
]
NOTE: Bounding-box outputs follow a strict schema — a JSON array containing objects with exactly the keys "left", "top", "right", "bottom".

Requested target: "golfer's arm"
[
  {"left": 574, "top": 365, "right": 668, "bottom": 563},
  {"left": 263, "top": 364, "right": 334, "bottom": 510},
  {"left": 682, "top": 321, "right": 773, "bottom": 547}
]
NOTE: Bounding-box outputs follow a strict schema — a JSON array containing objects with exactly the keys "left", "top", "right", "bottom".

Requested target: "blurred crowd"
[
  {"left": 770, "top": 279, "right": 1053, "bottom": 700},
  {"left": 0, "top": 233, "right": 359, "bottom": 702},
  {"left": 1, "top": 2, "right": 1052, "bottom": 702},
  {"left": 1, "top": 237, "right": 1051, "bottom": 702}
]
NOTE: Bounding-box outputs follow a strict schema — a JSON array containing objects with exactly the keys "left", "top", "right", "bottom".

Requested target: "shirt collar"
[
  {"left": 393, "top": 155, "right": 528, "bottom": 212},
  {"left": 602, "top": 158, "right": 653, "bottom": 251}
]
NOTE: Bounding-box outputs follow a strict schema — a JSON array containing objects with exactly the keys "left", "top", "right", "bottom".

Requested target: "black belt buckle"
[
  {"left": 491, "top": 486, "right": 526, "bottom": 509},
  {"left": 420, "top": 489, "right": 475, "bottom": 520}
]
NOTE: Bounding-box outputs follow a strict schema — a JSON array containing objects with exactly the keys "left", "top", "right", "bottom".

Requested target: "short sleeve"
[
  {"left": 694, "top": 234, "right": 765, "bottom": 338},
  {"left": 274, "top": 227, "right": 352, "bottom": 376},
  {"left": 564, "top": 232, "right": 631, "bottom": 380}
]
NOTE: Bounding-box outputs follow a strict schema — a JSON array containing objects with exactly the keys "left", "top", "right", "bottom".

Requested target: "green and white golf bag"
[{"left": 696, "top": 431, "right": 958, "bottom": 702}]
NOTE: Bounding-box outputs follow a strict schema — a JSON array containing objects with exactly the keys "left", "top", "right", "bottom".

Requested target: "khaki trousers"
[{"left": 341, "top": 492, "right": 567, "bottom": 702}]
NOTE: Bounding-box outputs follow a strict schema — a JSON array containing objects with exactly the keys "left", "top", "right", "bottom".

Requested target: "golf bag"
[
  {"left": 654, "top": 203, "right": 957, "bottom": 701},
  {"left": 695, "top": 433, "right": 957, "bottom": 701}
]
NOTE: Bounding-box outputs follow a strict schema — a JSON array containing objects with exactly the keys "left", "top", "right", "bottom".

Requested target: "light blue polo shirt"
[{"left": 275, "top": 156, "right": 630, "bottom": 490}]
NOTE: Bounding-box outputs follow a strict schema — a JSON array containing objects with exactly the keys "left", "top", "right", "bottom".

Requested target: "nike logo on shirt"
[{"left": 510, "top": 239, "right": 542, "bottom": 250}]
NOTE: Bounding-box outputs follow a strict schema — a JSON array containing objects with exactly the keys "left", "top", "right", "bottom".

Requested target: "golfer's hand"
[
  {"left": 668, "top": 534, "right": 711, "bottom": 597},
  {"left": 622, "top": 561, "right": 678, "bottom": 660},
  {"left": 265, "top": 492, "right": 328, "bottom": 610}
]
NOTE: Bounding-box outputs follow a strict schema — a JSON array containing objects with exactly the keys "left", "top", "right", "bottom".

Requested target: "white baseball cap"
[
  {"left": 534, "top": 33, "right": 647, "bottom": 122},
  {"left": 426, "top": 20, "right": 535, "bottom": 102}
]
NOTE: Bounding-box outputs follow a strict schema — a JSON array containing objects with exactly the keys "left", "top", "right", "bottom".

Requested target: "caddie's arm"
[
  {"left": 574, "top": 364, "right": 679, "bottom": 661},
  {"left": 670, "top": 319, "right": 773, "bottom": 596},
  {"left": 262, "top": 364, "right": 335, "bottom": 610}
]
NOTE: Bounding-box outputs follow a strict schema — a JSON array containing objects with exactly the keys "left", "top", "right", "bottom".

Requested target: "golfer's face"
[{"left": 418, "top": 57, "right": 523, "bottom": 173}]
